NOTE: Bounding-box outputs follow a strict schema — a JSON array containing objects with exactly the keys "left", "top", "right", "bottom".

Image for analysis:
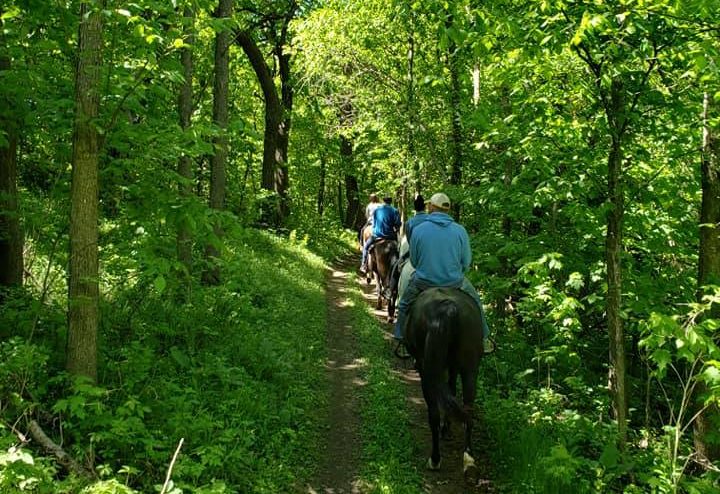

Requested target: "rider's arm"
[
  {"left": 460, "top": 229, "right": 472, "bottom": 272},
  {"left": 409, "top": 235, "right": 419, "bottom": 267}
]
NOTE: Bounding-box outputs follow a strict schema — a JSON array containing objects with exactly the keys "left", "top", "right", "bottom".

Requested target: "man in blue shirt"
[
  {"left": 360, "top": 196, "right": 401, "bottom": 273},
  {"left": 394, "top": 194, "right": 429, "bottom": 298},
  {"left": 393, "top": 192, "right": 493, "bottom": 353}
]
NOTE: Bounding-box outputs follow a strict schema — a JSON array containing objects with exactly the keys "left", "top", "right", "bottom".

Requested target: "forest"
[{"left": 1, "top": 0, "right": 720, "bottom": 492}]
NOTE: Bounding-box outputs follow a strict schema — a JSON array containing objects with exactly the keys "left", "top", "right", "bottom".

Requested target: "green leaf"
[
  {"left": 154, "top": 275, "right": 166, "bottom": 293},
  {"left": 701, "top": 365, "right": 720, "bottom": 386},
  {"left": 1, "top": 6, "right": 21, "bottom": 20},
  {"left": 651, "top": 348, "right": 671, "bottom": 372},
  {"left": 600, "top": 442, "right": 619, "bottom": 469}
]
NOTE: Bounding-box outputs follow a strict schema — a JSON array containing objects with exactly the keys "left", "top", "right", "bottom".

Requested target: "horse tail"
[{"left": 423, "top": 299, "right": 467, "bottom": 422}]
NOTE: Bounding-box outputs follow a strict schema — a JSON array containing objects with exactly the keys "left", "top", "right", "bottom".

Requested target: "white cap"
[{"left": 429, "top": 192, "right": 451, "bottom": 209}]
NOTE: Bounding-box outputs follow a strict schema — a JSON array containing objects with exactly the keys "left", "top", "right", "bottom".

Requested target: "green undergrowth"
[
  {"left": 344, "top": 274, "right": 423, "bottom": 494},
  {"left": 476, "top": 330, "right": 720, "bottom": 494},
  {"left": 0, "top": 227, "right": 338, "bottom": 493}
]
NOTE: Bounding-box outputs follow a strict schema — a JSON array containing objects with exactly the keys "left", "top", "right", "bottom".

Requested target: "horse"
[
  {"left": 367, "top": 238, "right": 399, "bottom": 322},
  {"left": 403, "top": 287, "right": 485, "bottom": 480}
]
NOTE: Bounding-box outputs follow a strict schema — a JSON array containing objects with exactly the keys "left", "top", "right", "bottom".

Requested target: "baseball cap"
[{"left": 429, "top": 192, "right": 451, "bottom": 209}]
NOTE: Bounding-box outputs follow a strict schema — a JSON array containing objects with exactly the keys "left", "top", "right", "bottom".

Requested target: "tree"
[
  {"left": 695, "top": 90, "right": 720, "bottom": 461},
  {"left": 0, "top": 32, "right": 23, "bottom": 289},
  {"left": 233, "top": 0, "right": 299, "bottom": 226},
  {"left": 177, "top": 5, "right": 195, "bottom": 280},
  {"left": 202, "top": 0, "right": 232, "bottom": 285},
  {"left": 444, "top": 7, "right": 463, "bottom": 220},
  {"left": 67, "top": 0, "right": 105, "bottom": 381}
]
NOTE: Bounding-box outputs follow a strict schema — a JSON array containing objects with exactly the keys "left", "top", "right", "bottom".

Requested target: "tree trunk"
[
  {"left": 236, "top": 30, "right": 285, "bottom": 227},
  {"left": 336, "top": 180, "right": 344, "bottom": 223},
  {"left": 445, "top": 12, "right": 463, "bottom": 220},
  {"left": 407, "top": 23, "right": 420, "bottom": 195},
  {"left": 202, "top": 0, "right": 231, "bottom": 285},
  {"left": 695, "top": 90, "right": 720, "bottom": 462},
  {"left": 317, "top": 156, "right": 326, "bottom": 216},
  {"left": 343, "top": 171, "right": 362, "bottom": 230},
  {"left": 605, "top": 78, "right": 628, "bottom": 448},
  {"left": 177, "top": 6, "right": 194, "bottom": 279},
  {"left": 67, "top": 1, "right": 104, "bottom": 382},
  {"left": 0, "top": 47, "right": 23, "bottom": 289},
  {"left": 277, "top": 29, "right": 293, "bottom": 221}
]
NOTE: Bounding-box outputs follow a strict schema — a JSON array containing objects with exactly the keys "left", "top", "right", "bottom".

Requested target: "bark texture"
[
  {"left": 177, "top": 6, "right": 194, "bottom": 278},
  {"left": 0, "top": 49, "right": 23, "bottom": 288},
  {"left": 67, "top": 1, "right": 104, "bottom": 381},
  {"left": 695, "top": 91, "right": 720, "bottom": 462},
  {"left": 446, "top": 11, "right": 463, "bottom": 220},
  {"left": 236, "top": 30, "right": 287, "bottom": 226},
  {"left": 202, "top": 0, "right": 231, "bottom": 285},
  {"left": 605, "top": 78, "right": 628, "bottom": 447}
]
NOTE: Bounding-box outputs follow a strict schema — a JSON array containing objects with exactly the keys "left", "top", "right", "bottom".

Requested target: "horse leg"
[
  {"left": 387, "top": 295, "right": 395, "bottom": 323},
  {"left": 375, "top": 274, "right": 383, "bottom": 309},
  {"left": 441, "top": 368, "right": 458, "bottom": 439},
  {"left": 461, "top": 368, "right": 480, "bottom": 483},
  {"left": 421, "top": 377, "right": 442, "bottom": 470}
]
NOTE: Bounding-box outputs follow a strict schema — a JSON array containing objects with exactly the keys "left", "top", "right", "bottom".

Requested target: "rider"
[
  {"left": 393, "top": 192, "right": 494, "bottom": 354},
  {"left": 393, "top": 194, "right": 428, "bottom": 296},
  {"left": 365, "top": 193, "right": 382, "bottom": 222},
  {"left": 358, "top": 193, "right": 382, "bottom": 247},
  {"left": 360, "top": 195, "right": 401, "bottom": 274},
  {"left": 404, "top": 194, "right": 429, "bottom": 244}
]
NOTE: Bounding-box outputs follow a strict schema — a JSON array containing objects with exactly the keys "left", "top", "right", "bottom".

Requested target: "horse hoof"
[
  {"left": 463, "top": 452, "right": 479, "bottom": 484},
  {"left": 426, "top": 457, "right": 441, "bottom": 471}
]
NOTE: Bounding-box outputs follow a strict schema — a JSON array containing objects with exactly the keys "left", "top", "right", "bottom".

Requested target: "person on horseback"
[
  {"left": 360, "top": 195, "right": 401, "bottom": 274},
  {"left": 358, "top": 193, "right": 382, "bottom": 248},
  {"left": 392, "top": 194, "right": 428, "bottom": 297},
  {"left": 365, "top": 193, "right": 382, "bottom": 222},
  {"left": 393, "top": 192, "right": 494, "bottom": 354}
]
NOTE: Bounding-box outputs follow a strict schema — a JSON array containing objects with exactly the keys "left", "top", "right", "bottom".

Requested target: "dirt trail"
[
  {"left": 308, "top": 256, "right": 492, "bottom": 493},
  {"left": 306, "top": 258, "right": 365, "bottom": 494}
]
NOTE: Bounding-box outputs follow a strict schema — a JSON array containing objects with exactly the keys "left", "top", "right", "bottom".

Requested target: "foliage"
[{"left": 1, "top": 226, "right": 330, "bottom": 492}]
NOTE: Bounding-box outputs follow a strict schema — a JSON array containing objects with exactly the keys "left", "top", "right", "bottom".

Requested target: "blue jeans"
[
  {"left": 393, "top": 274, "right": 490, "bottom": 340},
  {"left": 361, "top": 235, "right": 375, "bottom": 268}
]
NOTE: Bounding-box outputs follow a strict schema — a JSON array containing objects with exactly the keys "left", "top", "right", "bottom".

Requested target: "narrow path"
[
  {"left": 356, "top": 270, "right": 494, "bottom": 494},
  {"left": 308, "top": 256, "right": 493, "bottom": 493},
  {"left": 307, "top": 258, "right": 365, "bottom": 494}
]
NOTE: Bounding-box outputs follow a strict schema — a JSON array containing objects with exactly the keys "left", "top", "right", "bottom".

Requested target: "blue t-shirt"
[
  {"left": 410, "top": 212, "right": 471, "bottom": 287},
  {"left": 372, "top": 204, "right": 401, "bottom": 238}
]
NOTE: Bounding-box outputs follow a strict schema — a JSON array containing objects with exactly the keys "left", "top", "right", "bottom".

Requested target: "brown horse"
[
  {"left": 367, "top": 238, "right": 398, "bottom": 322},
  {"left": 403, "top": 287, "right": 484, "bottom": 480}
]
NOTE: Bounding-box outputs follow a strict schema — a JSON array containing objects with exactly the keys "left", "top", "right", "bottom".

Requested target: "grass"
[
  {"left": 344, "top": 272, "right": 424, "bottom": 493},
  {"left": 1, "top": 227, "right": 334, "bottom": 493}
]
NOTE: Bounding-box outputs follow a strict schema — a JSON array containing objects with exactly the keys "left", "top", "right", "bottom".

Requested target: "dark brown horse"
[
  {"left": 403, "top": 287, "right": 484, "bottom": 479},
  {"left": 367, "top": 238, "right": 399, "bottom": 322}
]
